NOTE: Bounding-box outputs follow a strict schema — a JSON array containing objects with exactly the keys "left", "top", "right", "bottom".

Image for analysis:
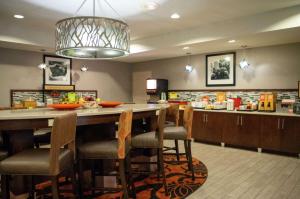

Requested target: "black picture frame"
[
  {"left": 43, "top": 55, "right": 72, "bottom": 86},
  {"left": 298, "top": 81, "right": 300, "bottom": 98},
  {"left": 206, "top": 52, "right": 236, "bottom": 87}
]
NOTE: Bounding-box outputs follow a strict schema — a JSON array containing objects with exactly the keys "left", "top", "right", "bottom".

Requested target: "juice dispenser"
[
  {"left": 265, "top": 92, "right": 277, "bottom": 112},
  {"left": 258, "top": 93, "right": 266, "bottom": 111}
]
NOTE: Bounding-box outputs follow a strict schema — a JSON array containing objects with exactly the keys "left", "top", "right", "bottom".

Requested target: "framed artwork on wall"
[
  {"left": 206, "top": 52, "right": 236, "bottom": 87},
  {"left": 43, "top": 55, "right": 72, "bottom": 86},
  {"left": 298, "top": 81, "right": 300, "bottom": 98}
]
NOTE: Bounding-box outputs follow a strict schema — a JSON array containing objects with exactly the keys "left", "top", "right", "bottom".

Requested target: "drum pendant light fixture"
[{"left": 55, "top": 0, "right": 130, "bottom": 59}]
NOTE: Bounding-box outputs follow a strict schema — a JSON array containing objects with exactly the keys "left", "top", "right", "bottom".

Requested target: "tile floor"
[{"left": 164, "top": 140, "right": 300, "bottom": 199}]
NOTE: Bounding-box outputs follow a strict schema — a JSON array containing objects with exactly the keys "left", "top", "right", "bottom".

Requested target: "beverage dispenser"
[{"left": 146, "top": 78, "right": 168, "bottom": 103}]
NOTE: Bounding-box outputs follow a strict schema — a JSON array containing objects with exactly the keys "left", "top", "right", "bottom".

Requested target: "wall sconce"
[
  {"left": 80, "top": 65, "right": 88, "bottom": 72},
  {"left": 185, "top": 52, "right": 193, "bottom": 73},
  {"left": 239, "top": 58, "right": 250, "bottom": 69},
  {"left": 240, "top": 45, "right": 250, "bottom": 70},
  {"left": 38, "top": 63, "right": 47, "bottom": 70},
  {"left": 185, "top": 65, "right": 193, "bottom": 72}
]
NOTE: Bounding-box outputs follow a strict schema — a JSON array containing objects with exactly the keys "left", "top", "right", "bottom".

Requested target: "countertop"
[
  {"left": 190, "top": 108, "right": 300, "bottom": 117},
  {"left": 0, "top": 104, "right": 166, "bottom": 120}
]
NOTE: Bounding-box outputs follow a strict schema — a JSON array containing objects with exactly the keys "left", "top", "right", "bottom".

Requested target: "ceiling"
[{"left": 0, "top": 0, "right": 300, "bottom": 63}]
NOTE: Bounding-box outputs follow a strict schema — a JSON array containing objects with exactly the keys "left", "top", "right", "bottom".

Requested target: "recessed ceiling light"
[
  {"left": 171, "top": 13, "right": 180, "bottom": 19},
  {"left": 145, "top": 2, "right": 159, "bottom": 10},
  {"left": 228, "top": 40, "right": 236, "bottom": 43},
  {"left": 183, "top": 46, "right": 190, "bottom": 50},
  {"left": 14, "top": 14, "right": 24, "bottom": 19}
]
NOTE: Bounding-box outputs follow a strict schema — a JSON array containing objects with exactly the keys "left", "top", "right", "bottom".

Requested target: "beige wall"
[
  {"left": 0, "top": 47, "right": 132, "bottom": 107},
  {"left": 132, "top": 43, "right": 300, "bottom": 102}
]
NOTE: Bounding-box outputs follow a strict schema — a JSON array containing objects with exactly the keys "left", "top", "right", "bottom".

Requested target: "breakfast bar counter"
[
  {"left": 0, "top": 104, "right": 165, "bottom": 131},
  {"left": 0, "top": 104, "right": 164, "bottom": 195}
]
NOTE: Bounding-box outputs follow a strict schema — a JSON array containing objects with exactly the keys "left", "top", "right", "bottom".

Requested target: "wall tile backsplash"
[
  {"left": 168, "top": 90, "right": 298, "bottom": 103},
  {"left": 12, "top": 90, "right": 97, "bottom": 105}
]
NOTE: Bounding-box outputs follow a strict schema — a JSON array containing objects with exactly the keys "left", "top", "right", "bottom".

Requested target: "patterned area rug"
[{"left": 36, "top": 155, "right": 208, "bottom": 199}]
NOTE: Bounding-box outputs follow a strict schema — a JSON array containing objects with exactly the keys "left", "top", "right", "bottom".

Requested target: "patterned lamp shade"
[{"left": 55, "top": 16, "right": 130, "bottom": 59}]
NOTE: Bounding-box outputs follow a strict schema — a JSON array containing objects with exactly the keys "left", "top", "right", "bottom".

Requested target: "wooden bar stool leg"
[
  {"left": 119, "top": 159, "right": 129, "bottom": 199},
  {"left": 51, "top": 175, "right": 60, "bottom": 199},
  {"left": 125, "top": 154, "right": 136, "bottom": 198},
  {"left": 78, "top": 159, "right": 85, "bottom": 199},
  {"left": 70, "top": 163, "right": 78, "bottom": 198},
  {"left": 1, "top": 175, "right": 10, "bottom": 199},
  {"left": 174, "top": 139, "right": 180, "bottom": 162},
  {"left": 27, "top": 176, "right": 35, "bottom": 199},
  {"left": 91, "top": 160, "right": 96, "bottom": 196},
  {"left": 156, "top": 148, "right": 160, "bottom": 179},
  {"left": 187, "top": 140, "right": 195, "bottom": 180},
  {"left": 184, "top": 140, "right": 191, "bottom": 170},
  {"left": 158, "top": 148, "right": 168, "bottom": 196}
]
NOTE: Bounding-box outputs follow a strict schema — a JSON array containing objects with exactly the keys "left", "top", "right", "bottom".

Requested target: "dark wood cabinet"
[
  {"left": 238, "top": 114, "right": 261, "bottom": 148},
  {"left": 223, "top": 113, "right": 240, "bottom": 145},
  {"left": 192, "top": 111, "right": 223, "bottom": 143},
  {"left": 223, "top": 113, "right": 261, "bottom": 148},
  {"left": 192, "top": 111, "right": 206, "bottom": 141},
  {"left": 280, "top": 116, "right": 300, "bottom": 153},
  {"left": 261, "top": 116, "right": 300, "bottom": 153},
  {"left": 260, "top": 115, "right": 281, "bottom": 151},
  {"left": 191, "top": 110, "right": 300, "bottom": 155},
  {"left": 204, "top": 112, "right": 224, "bottom": 143}
]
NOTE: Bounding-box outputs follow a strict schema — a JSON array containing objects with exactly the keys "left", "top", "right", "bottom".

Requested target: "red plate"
[
  {"left": 99, "top": 101, "right": 122, "bottom": 108},
  {"left": 48, "top": 104, "right": 82, "bottom": 110}
]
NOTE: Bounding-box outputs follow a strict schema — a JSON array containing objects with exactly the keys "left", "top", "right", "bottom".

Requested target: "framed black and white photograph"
[
  {"left": 43, "top": 55, "right": 72, "bottom": 85},
  {"left": 298, "top": 81, "right": 300, "bottom": 98},
  {"left": 206, "top": 52, "right": 236, "bottom": 86}
]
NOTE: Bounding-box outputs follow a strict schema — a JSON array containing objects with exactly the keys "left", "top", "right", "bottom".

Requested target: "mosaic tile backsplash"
[
  {"left": 12, "top": 90, "right": 97, "bottom": 105},
  {"left": 168, "top": 90, "right": 298, "bottom": 103}
]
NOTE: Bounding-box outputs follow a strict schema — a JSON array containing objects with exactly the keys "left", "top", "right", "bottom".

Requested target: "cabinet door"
[
  {"left": 281, "top": 117, "right": 300, "bottom": 153},
  {"left": 205, "top": 112, "right": 224, "bottom": 143},
  {"left": 238, "top": 114, "right": 261, "bottom": 148},
  {"left": 260, "top": 115, "right": 281, "bottom": 151},
  {"left": 191, "top": 111, "right": 206, "bottom": 140},
  {"left": 223, "top": 113, "right": 240, "bottom": 145}
]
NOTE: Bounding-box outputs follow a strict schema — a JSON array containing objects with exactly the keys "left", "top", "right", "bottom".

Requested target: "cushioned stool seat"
[
  {"left": 165, "top": 121, "right": 176, "bottom": 127},
  {"left": 164, "top": 126, "right": 187, "bottom": 140},
  {"left": 131, "top": 131, "right": 159, "bottom": 148},
  {"left": 0, "top": 148, "right": 73, "bottom": 175},
  {"left": 78, "top": 139, "right": 130, "bottom": 159}
]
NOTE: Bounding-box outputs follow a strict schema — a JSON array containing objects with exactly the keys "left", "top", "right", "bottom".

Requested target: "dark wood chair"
[
  {"left": 164, "top": 106, "right": 195, "bottom": 180},
  {"left": 131, "top": 108, "right": 169, "bottom": 196},
  {"left": 77, "top": 110, "right": 134, "bottom": 199},
  {"left": 0, "top": 112, "right": 78, "bottom": 199}
]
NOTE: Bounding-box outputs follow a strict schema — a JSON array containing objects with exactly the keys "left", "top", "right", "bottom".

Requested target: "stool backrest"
[
  {"left": 183, "top": 106, "right": 194, "bottom": 139},
  {"left": 157, "top": 108, "right": 167, "bottom": 148},
  {"left": 166, "top": 103, "right": 179, "bottom": 126},
  {"left": 49, "top": 112, "right": 77, "bottom": 174},
  {"left": 117, "top": 110, "right": 133, "bottom": 159}
]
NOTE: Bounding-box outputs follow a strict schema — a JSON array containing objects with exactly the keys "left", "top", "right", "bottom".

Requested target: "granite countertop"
[
  {"left": 190, "top": 108, "right": 300, "bottom": 117},
  {"left": 0, "top": 104, "right": 167, "bottom": 120}
]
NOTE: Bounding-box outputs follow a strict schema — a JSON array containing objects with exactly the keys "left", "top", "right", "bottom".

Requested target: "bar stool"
[
  {"left": 131, "top": 108, "right": 168, "bottom": 196},
  {"left": 0, "top": 112, "right": 78, "bottom": 199},
  {"left": 0, "top": 133, "right": 8, "bottom": 197},
  {"left": 165, "top": 103, "right": 179, "bottom": 127},
  {"left": 33, "top": 128, "right": 51, "bottom": 148},
  {"left": 163, "top": 106, "right": 195, "bottom": 180},
  {"left": 77, "top": 110, "right": 134, "bottom": 199},
  {"left": 164, "top": 103, "right": 181, "bottom": 161}
]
